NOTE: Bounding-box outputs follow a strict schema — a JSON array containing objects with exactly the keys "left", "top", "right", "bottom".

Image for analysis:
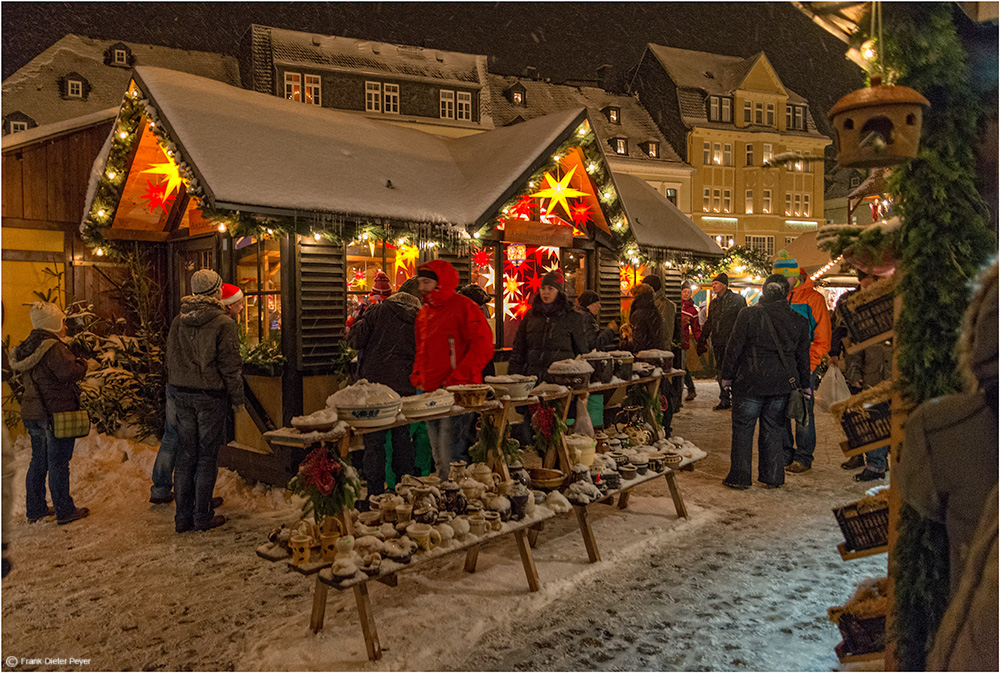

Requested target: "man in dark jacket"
[
  {"left": 697, "top": 273, "right": 748, "bottom": 410},
  {"left": 166, "top": 270, "right": 243, "bottom": 533},
  {"left": 575, "top": 290, "right": 601, "bottom": 352},
  {"left": 623, "top": 283, "right": 663, "bottom": 353},
  {"left": 719, "top": 274, "right": 811, "bottom": 489},
  {"left": 348, "top": 284, "right": 422, "bottom": 496},
  {"left": 10, "top": 302, "right": 90, "bottom": 525},
  {"left": 509, "top": 271, "right": 588, "bottom": 382}
]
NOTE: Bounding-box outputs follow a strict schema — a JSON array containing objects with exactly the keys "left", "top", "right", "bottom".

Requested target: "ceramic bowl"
[
  {"left": 619, "top": 463, "right": 638, "bottom": 481},
  {"left": 290, "top": 407, "right": 339, "bottom": 433},
  {"left": 610, "top": 351, "right": 634, "bottom": 380},
  {"left": 636, "top": 350, "right": 675, "bottom": 372},
  {"left": 664, "top": 452, "right": 684, "bottom": 468},
  {"left": 527, "top": 468, "right": 567, "bottom": 491},
  {"left": 401, "top": 390, "right": 455, "bottom": 419},
  {"left": 336, "top": 400, "right": 402, "bottom": 428},
  {"left": 580, "top": 353, "right": 614, "bottom": 384},
  {"left": 547, "top": 371, "right": 592, "bottom": 390},
  {"left": 446, "top": 384, "right": 492, "bottom": 408},
  {"left": 484, "top": 375, "right": 537, "bottom": 401}
]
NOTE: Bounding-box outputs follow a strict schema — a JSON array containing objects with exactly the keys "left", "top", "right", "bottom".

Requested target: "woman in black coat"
[
  {"left": 509, "top": 272, "right": 588, "bottom": 383},
  {"left": 623, "top": 283, "right": 663, "bottom": 353},
  {"left": 719, "top": 274, "right": 811, "bottom": 489}
]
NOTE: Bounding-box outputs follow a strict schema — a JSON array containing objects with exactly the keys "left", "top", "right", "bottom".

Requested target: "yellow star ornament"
[
  {"left": 142, "top": 160, "right": 185, "bottom": 197},
  {"left": 529, "top": 166, "right": 588, "bottom": 219}
]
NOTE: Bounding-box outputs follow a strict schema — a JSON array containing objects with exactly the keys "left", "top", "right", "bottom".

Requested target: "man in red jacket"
[{"left": 411, "top": 259, "right": 494, "bottom": 479}]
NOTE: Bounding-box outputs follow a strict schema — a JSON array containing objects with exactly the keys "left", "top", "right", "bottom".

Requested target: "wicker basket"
[
  {"left": 833, "top": 502, "right": 889, "bottom": 551},
  {"left": 841, "top": 400, "right": 891, "bottom": 449},
  {"left": 837, "top": 613, "right": 886, "bottom": 655},
  {"left": 842, "top": 279, "right": 895, "bottom": 345}
]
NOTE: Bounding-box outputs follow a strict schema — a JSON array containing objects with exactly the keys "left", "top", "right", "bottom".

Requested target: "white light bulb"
[
  {"left": 314, "top": 232, "right": 322, "bottom": 240},
  {"left": 107, "top": 171, "right": 116, "bottom": 179},
  {"left": 362, "top": 232, "right": 369, "bottom": 240},
  {"left": 95, "top": 247, "right": 104, "bottom": 256},
  {"left": 119, "top": 131, "right": 128, "bottom": 139},
  {"left": 473, "top": 232, "right": 480, "bottom": 239},
  {"left": 217, "top": 223, "right": 227, "bottom": 232},
  {"left": 266, "top": 228, "right": 273, "bottom": 235},
  {"left": 97, "top": 209, "right": 106, "bottom": 217}
]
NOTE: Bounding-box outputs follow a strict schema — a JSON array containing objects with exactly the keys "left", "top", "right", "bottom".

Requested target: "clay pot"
[
  {"left": 619, "top": 463, "right": 638, "bottom": 481},
  {"left": 509, "top": 492, "right": 529, "bottom": 521}
]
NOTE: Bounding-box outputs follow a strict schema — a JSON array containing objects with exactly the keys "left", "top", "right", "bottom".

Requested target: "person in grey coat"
[{"left": 166, "top": 270, "right": 243, "bottom": 533}]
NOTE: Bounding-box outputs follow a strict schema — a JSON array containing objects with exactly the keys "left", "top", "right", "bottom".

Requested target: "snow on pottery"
[
  {"left": 360, "top": 553, "right": 382, "bottom": 577},
  {"left": 579, "top": 351, "right": 614, "bottom": 384},
  {"left": 509, "top": 491, "right": 530, "bottom": 520},
  {"left": 400, "top": 389, "right": 455, "bottom": 419},
  {"left": 481, "top": 511, "right": 503, "bottom": 531},
  {"left": 631, "top": 454, "right": 650, "bottom": 475},
  {"left": 470, "top": 462, "right": 501, "bottom": 488},
  {"left": 329, "top": 379, "right": 402, "bottom": 428},
  {"left": 445, "top": 384, "right": 492, "bottom": 408},
  {"left": 405, "top": 522, "right": 441, "bottom": 552},
  {"left": 545, "top": 490, "right": 572, "bottom": 513},
  {"left": 647, "top": 453, "right": 665, "bottom": 473},
  {"left": 460, "top": 477, "right": 487, "bottom": 502},
  {"left": 636, "top": 349, "right": 675, "bottom": 371},
  {"left": 334, "top": 534, "right": 356, "bottom": 561},
  {"left": 358, "top": 511, "right": 381, "bottom": 527},
  {"left": 547, "top": 358, "right": 594, "bottom": 389},
  {"left": 382, "top": 539, "right": 412, "bottom": 564},
  {"left": 484, "top": 374, "right": 537, "bottom": 401},
  {"left": 663, "top": 452, "right": 683, "bottom": 468},
  {"left": 435, "top": 521, "right": 455, "bottom": 547},
  {"left": 448, "top": 461, "right": 468, "bottom": 482},
  {"left": 395, "top": 503, "right": 413, "bottom": 524},
  {"left": 331, "top": 558, "right": 359, "bottom": 580},
  {"left": 632, "top": 361, "right": 655, "bottom": 378},
  {"left": 450, "top": 514, "right": 471, "bottom": 541},
  {"left": 828, "top": 74, "right": 930, "bottom": 169},
  {"left": 610, "top": 351, "right": 634, "bottom": 380},
  {"left": 595, "top": 431, "right": 611, "bottom": 454},
  {"left": 468, "top": 515, "right": 488, "bottom": 537},
  {"left": 565, "top": 433, "right": 597, "bottom": 467},
  {"left": 290, "top": 406, "right": 339, "bottom": 433},
  {"left": 619, "top": 463, "right": 638, "bottom": 481}
]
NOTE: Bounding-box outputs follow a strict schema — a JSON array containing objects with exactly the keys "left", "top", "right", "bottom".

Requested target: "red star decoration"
[
  {"left": 472, "top": 247, "right": 492, "bottom": 268},
  {"left": 515, "top": 299, "right": 532, "bottom": 318},
  {"left": 526, "top": 274, "right": 542, "bottom": 294},
  {"left": 140, "top": 180, "right": 176, "bottom": 214},
  {"left": 510, "top": 195, "right": 534, "bottom": 220},
  {"left": 569, "top": 200, "right": 592, "bottom": 228}
]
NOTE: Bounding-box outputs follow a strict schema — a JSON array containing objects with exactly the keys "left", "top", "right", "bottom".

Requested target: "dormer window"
[
  {"left": 59, "top": 73, "right": 90, "bottom": 100},
  {"left": 849, "top": 174, "right": 861, "bottom": 188},
  {"left": 512, "top": 91, "right": 523, "bottom": 105},
  {"left": 3, "top": 112, "right": 36, "bottom": 135},
  {"left": 639, "top": 141, "right": 660, "bottom": 158},
  {"left": 709, "top": 96, "right": 732, "bottom": 122},
  {"left": 105, "top": 43, "right": 133, "bottom": 68},
  {"left": 604, "top": 106, "right": 621, "bottom": 124},
  {"left": 506, "top": 82, "right": 527, "bottom": 107},
  {"left": 68, "top": 80, "right": 82, "bottom": 97},
  {"left": 114, "top": 49, "right": 127, "bottom": 65},
  {"left": 610, "top": 137, "right": 628, "bottom": 155}
]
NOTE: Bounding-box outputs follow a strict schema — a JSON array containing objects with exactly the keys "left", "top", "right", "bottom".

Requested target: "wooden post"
[
  {"left": 464, "top": 545, "right": 480, "bottom": 573},
  {"left": 309, "top": 576, "right": 329, "bottom": 633},
  {"left": 527, "top": 523, "right": 542, "bottom": 548},
  {"left": 664, "top": 470, "right": 688, "bottom": 519},
  {"left": 573, "top": 505, "right": 601, "bottom": 563},
  {"left": 617, "top": 489, "right": 632, "bottom": 510},
  {"left": 884, "top": 294, "right": 905, "bottom": 671},
  {"left": 353, "top": 583, "right": 382, "bottom": 661},
  {"left": 513, "top": 529, "right": 541, "bottom": 591}
]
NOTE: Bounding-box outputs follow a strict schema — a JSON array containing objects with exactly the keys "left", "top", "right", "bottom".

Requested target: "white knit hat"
[
  {"left": 30, "top": 302, "right": 64, "bottom": 333},
  {"left": 191, "top": 269, "right": 223, "bottom": 296}
]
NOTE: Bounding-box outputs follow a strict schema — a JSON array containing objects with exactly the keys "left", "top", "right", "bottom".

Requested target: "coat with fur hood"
[
  {"left": 349, "top": 290, "right": 421, "bottom": 395},
  {"left": 166, "top": 294, "right": 244, "bottom": 407},
  {"left": 510, "top": 292, "right": 588, "bottom": 382},
  {"left": 9, "top": 330, "right": 88, "bottom": 421},
  {"left": 411, "top": 260, "right": 494, "bottom": 391}
]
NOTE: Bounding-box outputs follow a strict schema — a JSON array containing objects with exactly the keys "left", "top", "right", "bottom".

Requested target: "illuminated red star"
[
  {"left": 526, "top": 274, "right": 542, "bottom": 294},
  {"left": 510, "top": 195, "right": 534, "bottom": 220},
  {"left": 472, "top": 247, "right": 492, "bottom": 268},
  {"left": 515, "top": 300, "right": 532, "bottom": 318},
  {"left": 140, "top": 180, "right": 175, "bottom": 214},
  {"left": 569, "top": 200, "right": 592, "bottom": 227}
]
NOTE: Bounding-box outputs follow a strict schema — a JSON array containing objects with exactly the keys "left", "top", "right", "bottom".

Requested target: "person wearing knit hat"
[
  {"left": 371, "top": 270, "right": 392, "bottom": 298},
  {"left": 9, "top": 302, "right": 90, "bottom": 525},
  {"left": 191, "top": 269, "right": 223, "bottom": 297},
  {"left": 220, "top": 283, "right": 244, "bottom": 319},
  {"left": 541, "top": 270, "right": 563, "bottom": 289},
  {"left": 574, "top": 290, "right": 602, "bottom": 351},
  {"left": 772, "top": 251, "right": 801, "bottom": 278},
  {"left": 696, "top": 270, "right": 748, "bottom": 410}
]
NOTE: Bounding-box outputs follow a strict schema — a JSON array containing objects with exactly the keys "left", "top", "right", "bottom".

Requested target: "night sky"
[{"left": 2, "top": 2, "right": 866, "bottom": 134}]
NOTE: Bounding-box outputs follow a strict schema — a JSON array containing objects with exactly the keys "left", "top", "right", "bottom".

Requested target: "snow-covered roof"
[
  {"left": 646, "top": 44, "right": 826, "bottom": 138},
  {"left": 848, "top": 167, "right": 891, "bottom": 200},
  {"left": 2, "top": 34, "right": 239, "bottom": 129},
  {"left": 129, "top": 66, "right": 582, "bottom": 227},
  {"left": 1, "top": 107, "right": 117, "bottom": 151},
  {"left": 488, "top": 75, "right": 685, "bottom": 165},
  {"left": 264, "top": 26, "right": 486, "bottom": 87},
  {"left": 612, "top": 172, "right": 724, "bottom": 257}
]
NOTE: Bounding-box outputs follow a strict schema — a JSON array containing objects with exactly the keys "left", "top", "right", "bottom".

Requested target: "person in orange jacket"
[
  {"left": 772, "top": 251, "right": 831, "bottom": 474},
  {"left": 411, "top": 259, "right": 495, "bottom": 479}
]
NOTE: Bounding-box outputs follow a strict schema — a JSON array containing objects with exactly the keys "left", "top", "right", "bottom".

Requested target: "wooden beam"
[
  {"left": 105, "top": 228, "right": 170, "bottom": 242},
  {"left": 1, "top": 250, "right": 64, "bottom": 263},
  {"left": 1, "top": 217, "right": 75, "bottom": 231}
]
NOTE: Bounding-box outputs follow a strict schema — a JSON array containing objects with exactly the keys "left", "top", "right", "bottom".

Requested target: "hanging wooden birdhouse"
[{"left": 828, "top": 74, "right": 930, "bottom": 168}]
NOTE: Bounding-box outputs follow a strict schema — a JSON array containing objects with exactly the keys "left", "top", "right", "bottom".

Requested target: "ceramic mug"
[
  {"left": 381, "top": 497, "right": 400, "bottom": 523},
  {"left": 405, "top": 522, "right": 441, "bottom": 552},
  {"left": 468, "top": 516, "right": 488, "bottom": 537},
  {"left": 482, "top": 511, "right": 502, "bottom": 532},
  {"left": 449, "top": 461, "right": 468, "bottom": 482},
  {"left": 320, "top": 533, "right": 340, "bottom": 562},
  {"left": 290, "top": 534, "right": 312, "bottom": 565},
  {"left": 396, "top": 503, "right": 413, "bottom": 524},
  {"left": 358, "top": 511, "right": 382, "bottom": 527}
]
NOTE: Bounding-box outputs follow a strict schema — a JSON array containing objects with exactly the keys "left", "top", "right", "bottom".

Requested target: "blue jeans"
[
  {"left": 150, "top": 385, "right": 179, "bottom": 500},
  {"left": 426, "top": 413, "right": 474, "bottom": 480},
  {"left": 785, "top": 368, "right": 819, "bottom": 467},
  {"left": 726, "top": 394, "right": 788, "bottom": 487},
  {"left": 362, "top": 425, "right": 415, "bottom": 497},
  {"left": 865, "top": 445, "right": 889, "bottom": 472},
  {"left": 172, "top": 389, "right": 228, "bottom": 529},
  {"left": 24, "top": 419, "right": 77, "bottom": 520}
]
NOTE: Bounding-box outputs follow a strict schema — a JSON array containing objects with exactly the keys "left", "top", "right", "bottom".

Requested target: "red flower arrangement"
[
  {"left": 530, "top": 403, "right": 567, "bottom": 459},
  {"left": 288, "top": 446, "right": 362, "bottom": 520}
]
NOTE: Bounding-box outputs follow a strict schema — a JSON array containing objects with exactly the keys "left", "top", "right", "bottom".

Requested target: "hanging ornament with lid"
[{"left": 828, "top": 1, "right": 930, "bottom": 168}]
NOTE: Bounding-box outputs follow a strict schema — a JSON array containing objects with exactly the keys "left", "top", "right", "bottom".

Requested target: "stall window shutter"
[
  {"left": 296, "top": 237, "right": 346, "bottom": 370},
  {"left": 596, "top": 247, "right": 620, "bottom": 326},
  {"left": 434, "top": 251, "right": 471, "bottom": 287}
]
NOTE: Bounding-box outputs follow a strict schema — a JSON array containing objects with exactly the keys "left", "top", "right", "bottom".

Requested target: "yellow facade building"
[{"left": 633, "top": 45, "right": 831, "bottom": 257}]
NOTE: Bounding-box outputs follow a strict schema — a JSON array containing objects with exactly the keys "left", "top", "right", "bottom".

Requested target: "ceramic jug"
[
  {"left": 405, "top": 522, "right": 442, "bottom": 552},
  {"left": 448, "top": 461, "right": 468, "bottom": 483},
  {"left": 460, "top": 477, "right": 486, "bottom": 502},
  {"left": 470, "top": 463, "right": 501, "bottom": 488}
]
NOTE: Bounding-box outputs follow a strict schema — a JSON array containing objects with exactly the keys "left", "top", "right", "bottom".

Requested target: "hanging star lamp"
[{"left": 530, "top": 166, "right": 588, "bottom": 219}]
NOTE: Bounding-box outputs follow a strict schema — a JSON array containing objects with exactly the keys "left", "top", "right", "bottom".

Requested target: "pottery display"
[
  {"left": 610, "top": 351, "right": 634, "bottom": 380},
  {"left": 546, "top": 358, "right": 594, "bottom": 390},
  {"left": 383, "top": 539, "right": 412, "bottom": 564},
  {"left": 378, "top": 522, "right": 398, "bottom": 539},
  {"left": 528, "top": 467, "right": 567, "bottom": 491},
  {"left": 405, "top": 522, "right": 441, "bottom": 552},
  {"left": 290, "top": 534, "right": 313, "bottom": 565},
  {"left": 483, "top": 374, "right": 537, "bottom": 401},
  {"left": 395, "top": 503, "right": 413, "bottom": 524},
  {"left": 579, "top": 352, "right": 614, "bottom": 384},
  {"left": 445, "top": 384, "right": 492, "bottom": 408},
  {"left": 290, "top": 406, "right": 339, "bottom": 433},
  {"left": 450, "top": 515, "right": 471, "bottom": 541},
  {"left": 636, "top": 349, "right": 675, "bottom": 372},
  {"left": 410, "top": 485, "right": 437, "bottom": 512},
  {"left": 448, "top": 461, "right": 468, "bottom": 483},
  {"left": 509, "top": 488, "right": 530, "bottom": 521},
  {"left": 508, "top": 462, "right": 531, "bottom": 488},
  {"left": 664, "top": 452, "right": 683, "bottom": 468},
  {"left": 568, "top": 463, "right": 592, "bottom": 485},
  {"left": 330, "top": 380, "right": 402, "bottom": 428},
  {"left": 468, "top": 516, "right": 488, "bottom": 537},
  {"left": 440, "top": 481, "right": 468, "bottom": 514},
  {"left": 400, "top": 389, "right": 455, "bottom": 419},
  {"left": 480, "top": 511, "right": 503, "bottom": 532},
  {"left": 497, "top": 479, "right": 516, "bottom": 497},
  {"left": 435, "top": 521, "right": 455, "bottom": 547},
  {"left": 647, "top": 453, "right": 665, "bottom": 473},
  {"left": 360, "top": 553, "right": 382, "bottom": 577},
  {"left": 610, "top": 450, "right": 629, "bottom": 467},
  {"left": 413, "top": 506, "right": 438, "bottom": 524},
  {"left": 470, "top": 463, "right": 501, "bottom": 488},
  {"left": 565, "top": 434, "right": 597, "bottom": 467},
  {"left": 600, "top": 470, "right": 622, "bottom": 490},
  {"left": 594, "top": 431, "right": 611, "bottom": 454},
  {"left": 331, "top": 558, "right": 359, "bottom": 580},
  {"left": 460, "top": 477, "right": 487, "bottom": 502},
  {"left": 632, "top": 455, "right": 649, "bottom": 475},
  {"left": 358, "top": 511, "right": 381, "bottom": 527},
  {"left": 619, "top": 463, "right": 638, "bottom": 481},
  {"left": 320, "top": 532, "right": 341, "bottom": 562}
]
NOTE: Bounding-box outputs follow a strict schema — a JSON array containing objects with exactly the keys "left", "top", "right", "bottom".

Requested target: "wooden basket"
[
  {"left": 833, "top": 502, "right": 889, "bottom": 551},
  {"left": 843, "top": 292, "right": 895, "bottom": 345},
  {"left": 836, "top": 613, "right": 886, "bottom": 655},
  {"left": 841, "top": 400, "right": 891, "bottom": 449}
]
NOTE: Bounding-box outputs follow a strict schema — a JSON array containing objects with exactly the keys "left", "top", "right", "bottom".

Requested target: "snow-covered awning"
[
  {"left": 128, "top": 66, "right": 584, "bottom": 228},
  {"left": 612, "top": 172, "right": 724, "bottom": 258}
]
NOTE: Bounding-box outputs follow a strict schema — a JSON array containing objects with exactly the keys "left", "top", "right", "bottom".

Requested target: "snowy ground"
[{"left": 1, "top": 380, "right": 887, "bottom": 672}]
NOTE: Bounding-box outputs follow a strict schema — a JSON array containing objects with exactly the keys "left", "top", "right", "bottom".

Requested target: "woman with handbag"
[
  {"left": 719, "top": 275, "right": 811, "bottom": 489},
  {"left": 9, "top": 302, "right": 90, "bottom": 524}
]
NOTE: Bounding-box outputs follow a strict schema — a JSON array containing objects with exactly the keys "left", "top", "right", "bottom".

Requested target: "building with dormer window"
[
  {"left": 631, "top": 44, "right": 831, "bottom": 255},
  {"left": 241, "top": 25, "right": 494, "bottom": 138}
]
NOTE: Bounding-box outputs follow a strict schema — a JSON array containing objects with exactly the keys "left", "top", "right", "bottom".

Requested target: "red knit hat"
[
  {"left": 371, "top": 271, "right": 392, "bottom": 297},
  {"left": 221, "top": 283, "right": 244, "bottom": 306}
]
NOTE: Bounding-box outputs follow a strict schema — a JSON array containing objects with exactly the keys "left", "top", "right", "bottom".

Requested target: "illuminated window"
[
  {"left": 746, "top": 235, "right": 775, "bottom": 256},
  {"left": 236, "top": 237, "right": 283, "bottom": 351},
  {"left": 745, "top": 143, "right": 753, "bottom": 166},
  {"left": 763, "top": 143, "right": 773, "bottom": 164},
  {"left": 512, "top": 91, "right": 524, "bottom": 105},
  {"left": 365, "top": 82, "right": 381, "bottom": 112},
  {"left": 615, "top": 138, "right": 628, "bottom": 155},
  {"left": 665, "top": 187, "right": 677, "bottom": 205},
  {"left": 383, "top": 84, "right": 400, "bottom": 114},
  {"left": 440, "top": 90, "right": 455, "bottom": 119},
  {"left": 304, "top": 75, "right": 321, "bottom": 105},
  {"left": 785, "top": 193, "right": 792, "bottom": 215},
  {"left": 713, "top": 189, "right": 721, "bottom": 212},
  {"left": 745, "top": 189, "right": 754, "bottom": 214},
  {"left": 284, "top": 72, "right": 302, "bottom": 102},
  {"left": 713, "top": 142, "right": 722, "bottom": 164},
  {"left": 703, "top": 142, "right": 711, "bottom": 165},
  {"left": 723, "top": 189, "right": 732, "bottom": 213},
  {"left": 456, "top": 91, "right": 472, "bottom": 121},
  {"left": 763, "top": 190, "right": 772, "bottom": 214},
  {"left": 794, "top": 193, "right": 802, "bottom": 215},
  {"left": 647, "top": 141, "right": 660, "bottom": 158},
  {"left": 702, "top": 188, "right": 711, "bottom": 212},
  {"left": 803, "top": 193, "right": 811, "bottom": 216},
  {"left": 711, "top": 234, "right": 735, "bottom": 250},
  {"left": 607, "top": 107, "right": 620, "bottom": 124}
]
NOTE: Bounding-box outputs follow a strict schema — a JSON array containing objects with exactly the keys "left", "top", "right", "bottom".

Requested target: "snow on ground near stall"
[{"left": 2, "top": 381, "right": 885, "bottom": 671}]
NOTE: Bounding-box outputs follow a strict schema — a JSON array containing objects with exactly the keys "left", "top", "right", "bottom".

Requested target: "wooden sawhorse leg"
[
  {"left": 354, "top": 583, "right": 382, "bottom": 661},
  {"left": 309, "top": 575, "right": 328, "bottom": 633},
  {"left": 617, "top": 489, "right": 633, "bottom": 510},
  {"left": 573, "top": 505, "right": 601, "bottom": 563},
  {"left": 464, "top": 544, "right": 480, "bottom": 573},
  {"left": 513, "top": 529, "right": 541, "bottom": 591},
  {"left": 665, "top": 469, "right": 688, "bottom": 519},
  {"left": 527, "top": 522, "right": 543, "bottom": 548}
]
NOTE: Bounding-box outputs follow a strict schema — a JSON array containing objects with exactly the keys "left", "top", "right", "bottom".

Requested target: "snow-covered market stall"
[{"left": 78, "top": 66, "right": 721, "bottom": 483}]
